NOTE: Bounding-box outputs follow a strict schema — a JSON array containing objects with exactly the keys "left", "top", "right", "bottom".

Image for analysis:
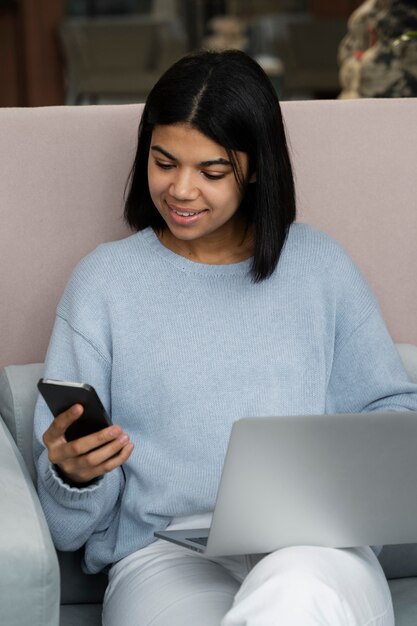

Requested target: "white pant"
[{"left": 103, "top": 516, "right": 394, "bottom": 626}]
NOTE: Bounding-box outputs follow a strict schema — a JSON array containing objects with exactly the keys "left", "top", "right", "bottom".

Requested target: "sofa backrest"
[
  {"left": 0, "top": 99, "right": 416, "bottom": 369},
  {"left": 0, "top": 105, "right": 137, "bottom": 368}
]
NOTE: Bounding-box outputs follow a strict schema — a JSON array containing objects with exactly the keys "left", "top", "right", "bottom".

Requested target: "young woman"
[{"left": 34, "top": 50, "right": 417, "bottom": 626}]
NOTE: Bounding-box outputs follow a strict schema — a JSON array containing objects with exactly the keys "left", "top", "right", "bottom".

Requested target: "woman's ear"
[{"left": 249, "top": 172, "right": 257, "bottom": 183}]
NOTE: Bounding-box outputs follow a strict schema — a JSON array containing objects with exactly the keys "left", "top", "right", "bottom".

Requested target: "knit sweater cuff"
[{"left": 38, "top": 449, "right": 103, "bottom": 503}]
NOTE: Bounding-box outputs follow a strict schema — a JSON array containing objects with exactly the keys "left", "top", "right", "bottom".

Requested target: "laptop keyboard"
[{"left": 186, "top": 536, "right": 208, "bottom": 546}]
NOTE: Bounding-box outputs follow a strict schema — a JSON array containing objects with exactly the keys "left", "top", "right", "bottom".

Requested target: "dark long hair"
[{"left": 124, "top": 49, "right": 296, "bottom": 282}]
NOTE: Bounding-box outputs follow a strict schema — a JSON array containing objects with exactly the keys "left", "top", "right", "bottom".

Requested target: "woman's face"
[{"left": 147, "top": 123, "right": 252, "bottom": 260}]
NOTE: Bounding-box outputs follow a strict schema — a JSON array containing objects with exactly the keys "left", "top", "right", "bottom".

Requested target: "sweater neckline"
[{"left": 140, "top": 227, "right": 253, "bottom": 276}]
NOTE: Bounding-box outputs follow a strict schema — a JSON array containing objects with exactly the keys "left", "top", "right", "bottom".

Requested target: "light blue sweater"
[{"left": 33, "top": 224, "right": 417, "bottom": 573}]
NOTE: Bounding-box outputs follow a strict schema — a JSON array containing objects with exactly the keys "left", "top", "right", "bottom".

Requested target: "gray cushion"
[
  {"left": 0, "top": 417, "right": 60, "bottom": 626},
  {"left": 389, "top": 578, "right": 417, "bottom": 626},
  {"left": 0, "top": 363, "right": 107, "bottom": 605},
  {"left": 59, "top": 550, "right": 107, "bottom": 605},
  {"left": 60, "top": 603, "right": 102, "bottom": 626},
  {"left": 0, "top": 362, "right": 44, "bottom": 483},
  {"left": 396, "top": 344, "right": 417, "bottom": 384},
  {"left": 379, "top": 545, "right": 417, "bottom": 580}
]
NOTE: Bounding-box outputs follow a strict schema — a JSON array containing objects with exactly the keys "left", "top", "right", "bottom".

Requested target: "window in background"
[{"left": 7, "top": 0, "right": 409, "bottom": 107}]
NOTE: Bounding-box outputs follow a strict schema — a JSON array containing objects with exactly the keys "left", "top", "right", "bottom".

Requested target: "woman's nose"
[{"left": 169, "top": 170, "right": 199, "bottom": 201}]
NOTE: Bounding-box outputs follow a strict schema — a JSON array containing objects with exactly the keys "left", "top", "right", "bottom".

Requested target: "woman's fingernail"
[{"left": 118, "top": 434, "right": 129, "bottom": 444}]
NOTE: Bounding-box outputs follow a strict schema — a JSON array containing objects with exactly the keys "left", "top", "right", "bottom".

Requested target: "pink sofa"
[{"left": 0, "top": 100, "right": 417, "bottom": 625}]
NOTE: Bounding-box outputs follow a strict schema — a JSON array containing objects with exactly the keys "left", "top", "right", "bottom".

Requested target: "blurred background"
[{"left": 1, "top": 0, "right": 416, "bottom": 107}]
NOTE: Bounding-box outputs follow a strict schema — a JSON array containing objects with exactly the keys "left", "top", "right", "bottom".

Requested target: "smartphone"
[{"left": 37, "top": 378, "right": 111, "bottom": 441}]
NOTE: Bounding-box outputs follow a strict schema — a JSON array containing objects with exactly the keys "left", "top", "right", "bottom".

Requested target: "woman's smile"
[{"left": 167, "top": 201, "right": 208, "bottom": 225}]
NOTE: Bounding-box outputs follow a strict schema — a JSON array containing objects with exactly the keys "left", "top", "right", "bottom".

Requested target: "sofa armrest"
[
  {"left": 0, "top": 417, "right": 60, "bottom": 626},
  {"left": 396, "top": 343, "right": 417, "bottom": 384}
]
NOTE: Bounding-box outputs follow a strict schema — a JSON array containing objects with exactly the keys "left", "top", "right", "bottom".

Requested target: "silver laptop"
[{"left": 154, "top": 411, "right": 417, "bottom": 556}]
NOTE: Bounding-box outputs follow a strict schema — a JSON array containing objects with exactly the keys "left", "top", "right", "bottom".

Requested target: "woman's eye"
[
  {"left": 203, "top": 172, "right": 225, "bottom": 180},
  {"left": 155, "top": 160, "right": 174, "bottom": 170}
]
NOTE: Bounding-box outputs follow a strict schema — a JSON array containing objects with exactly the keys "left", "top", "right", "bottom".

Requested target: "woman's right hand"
[{"left": 42, "top": 404, "right": 134, "bottom": 485}]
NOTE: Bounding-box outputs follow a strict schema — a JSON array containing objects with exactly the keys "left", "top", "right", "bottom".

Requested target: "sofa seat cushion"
[
  {"left": 60, "top": 603, "right": 102, "bottom": 626},
  {"left": 379, "top": 544, "right": 417, "bottom": 580},
  {"left": 389, "top": 577, "right": 417, "bottom": 626}
]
